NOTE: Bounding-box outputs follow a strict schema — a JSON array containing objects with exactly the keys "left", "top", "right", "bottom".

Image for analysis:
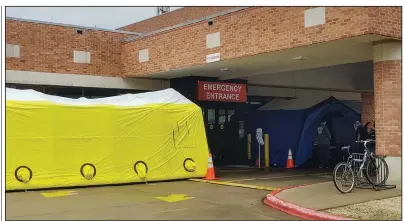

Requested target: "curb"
[
  {"left": 189, "top": 178, "right": 279, "bottom": 191},
  {"left": 263, "top": 184, "right": 355, "bottom": 220}
]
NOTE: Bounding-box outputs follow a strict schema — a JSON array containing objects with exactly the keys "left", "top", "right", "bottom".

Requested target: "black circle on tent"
[
  {"left": 15, "top": 166, "right": 33, "bottom": 183},
  {"left": 134, "top": 161, "right": 148, "bottom": 174},
  {"left": 80, "top": 163, "right": 96, "bottom": 180},
  {"left": 183, "top": 158, "right": 195, "bottom": 172}
]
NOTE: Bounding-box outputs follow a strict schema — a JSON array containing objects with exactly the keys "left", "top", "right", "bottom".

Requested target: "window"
[
  {"left": 239, "top": 121, "right": 245, "bottom": 139},
  {"left": 228, "top": 110, "right": 235, "bottom": 122},
  {"left": 6, "top": 44, "right": 20, "bottom": 58},
  {"left": 206, "top": 32, "right": 221, "bottom": 49},
  {"left": 218, "top": 109, "right": 226, "bottom": 125},
  {"left": 207, "top": 109, "right": 215, "bottom": 125},
  {"left": 139, "top": 49, "right": 149, "bottom": 63},
  {"left": 304, "top": 7, "right": 326, "bottom": 28},
  {"left": 73, "top": 51, "right": 91, "bottom": 64}
]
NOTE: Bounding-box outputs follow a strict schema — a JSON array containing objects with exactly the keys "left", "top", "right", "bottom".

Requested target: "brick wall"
[
  {"left": 122, "top": 7, "right": 402, "bottom": 77},
  {"left": 371, "top": 7, "right": 402, "bottom": 38},
  {"left": 6, "top": 7, "right": 401, "bottom": 78},
  {"left": 361, "top": 92, "right": 375, "bottom": 124},
  {"left": 374, "top": 60, "right": 402, "bottom": 157},
  {"left": 118, "top": 7, "right": 236, "bottom": 33},
  {"left": 6, "top": 19, "right": 132, "bottom": 77}
]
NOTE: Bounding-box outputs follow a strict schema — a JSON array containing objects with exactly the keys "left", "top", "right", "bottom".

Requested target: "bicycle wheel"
[
  {"left": 333, "top": 162, "right": 355, "bottom": 193},
  {"left": 365, "top": 156, "right": 389, "bottom": 186}
]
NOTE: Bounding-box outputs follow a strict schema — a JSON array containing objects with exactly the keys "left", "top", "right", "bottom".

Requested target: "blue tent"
[{"left": 249, "top": 97, "right": 360, "bottom": 167}]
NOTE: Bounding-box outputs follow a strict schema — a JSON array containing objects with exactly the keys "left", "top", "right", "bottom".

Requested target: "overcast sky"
[{"left": 6, "top": 7, "right": 183, "bottom": 30}]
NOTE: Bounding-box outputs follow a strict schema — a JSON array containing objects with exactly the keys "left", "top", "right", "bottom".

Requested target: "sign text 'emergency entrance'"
[{"left": 197, "top": 81, "right": 247, "bottom": 102}]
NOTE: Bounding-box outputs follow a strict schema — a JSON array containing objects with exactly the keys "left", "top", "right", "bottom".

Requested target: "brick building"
[{"left": 5, "top": 7, "right": 402, "bottom": 182}]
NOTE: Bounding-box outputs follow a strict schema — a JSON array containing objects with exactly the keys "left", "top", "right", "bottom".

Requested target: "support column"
[
  {"left": 361, "top": 92, "right": 375, "bottom": 124},
  {"left": 373, "top": 41, "right": 402, "bottom": 184}
]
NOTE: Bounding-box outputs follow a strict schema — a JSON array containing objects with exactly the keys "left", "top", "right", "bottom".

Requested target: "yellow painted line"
[
  {"left": 155, "top": 194, "right": 195, "bottom": 203},
  {"left": 226, "top": 172, "right": 333, "bottom": 182},
  {"left": 227, "top": 174, "right": 308, "bottom": 182},
  {"left": 189, "top": 179, "right": 279, "bottom": 191},
  {"left": 41, "top": 190, "right": 77, "bottom": 198},
  {"left": 154, "top": 208, "right": 190, "bottom": 214}
]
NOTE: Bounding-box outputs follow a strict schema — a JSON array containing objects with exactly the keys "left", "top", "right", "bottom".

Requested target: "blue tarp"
[
  {"left": 249, "top": 97, "right": 360, "bottom": 167},
  {"left": 250, "top": 110, "right": 305, "bottom": 166}
]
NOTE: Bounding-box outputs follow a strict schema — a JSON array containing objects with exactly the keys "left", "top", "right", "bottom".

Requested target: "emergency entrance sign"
[{"left": 197, "top": 81, "right": 247, "bottom": 102}]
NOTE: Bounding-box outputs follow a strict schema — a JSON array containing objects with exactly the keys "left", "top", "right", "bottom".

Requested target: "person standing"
[
  {"left": 315, "top": 121, "right": 332, "bottom": 169},
  {"left": 361, "top": 122, "right": 375, "bottom": 153},
  {"left": 353, "top": 122, "right": 374, "bottom": 154},
  {"left": 369, "top": 123, "right": 376, "bottom": 140},
  {"left": 360, "top": 122, "right": 373, "bottom": 141}
]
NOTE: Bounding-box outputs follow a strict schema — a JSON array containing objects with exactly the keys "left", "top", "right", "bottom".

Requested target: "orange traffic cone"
[
  {"left": 203, "top": 153, "right": 218, "bottom": 180},
  {"left": 286, "top": 149, "right": 294, "bottom": 169}
]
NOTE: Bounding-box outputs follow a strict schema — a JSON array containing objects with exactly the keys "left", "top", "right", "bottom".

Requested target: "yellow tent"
[{"left": 6, "top": 88, "right": 208, "bottom": 191}]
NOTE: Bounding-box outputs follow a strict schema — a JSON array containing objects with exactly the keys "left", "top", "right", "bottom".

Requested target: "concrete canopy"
[{"left": 145, "top": 34, "right": 393, "bottom": 92}]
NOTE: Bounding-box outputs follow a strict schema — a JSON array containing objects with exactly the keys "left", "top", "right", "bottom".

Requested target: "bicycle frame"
[
  {"left": 334, "top": 139, "right": 394, "bottom": 193},
  {"left": 343, "top": 141, "right": 375, "bottom": 183}
]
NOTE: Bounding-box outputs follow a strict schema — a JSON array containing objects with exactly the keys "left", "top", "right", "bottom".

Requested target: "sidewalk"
[{"left": 265, "top": 181, "right": 402, "bottom": 220}]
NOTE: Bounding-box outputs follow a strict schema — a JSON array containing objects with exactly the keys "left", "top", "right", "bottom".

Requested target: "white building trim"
[
  {"left": 6, "top": 16, "right": 142, "bottom": 36},
  {"left": 6, "top": 70, "right": 170, "bottom": 91}
]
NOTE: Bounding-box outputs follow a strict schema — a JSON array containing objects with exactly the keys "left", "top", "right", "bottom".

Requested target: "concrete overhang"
[
  {"left": 6, "top": 70, "right": 170, "bottom": 91},
  {"left": 143, "top": 34, "right": 396, "bottom": 92}
]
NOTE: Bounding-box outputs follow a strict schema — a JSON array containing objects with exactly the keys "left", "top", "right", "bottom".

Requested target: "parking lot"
[{"left": 6, "top": 168, "right": 332, "bottom": 220}]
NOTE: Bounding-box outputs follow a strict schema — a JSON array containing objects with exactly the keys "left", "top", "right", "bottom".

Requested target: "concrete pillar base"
[{"left": 384, "top": 156, "right": 401, "bottom": 185}]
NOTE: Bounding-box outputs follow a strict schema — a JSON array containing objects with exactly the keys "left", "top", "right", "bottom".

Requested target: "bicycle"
[{"left": 333, "top": 140, "right": 389, "bottom": 193}]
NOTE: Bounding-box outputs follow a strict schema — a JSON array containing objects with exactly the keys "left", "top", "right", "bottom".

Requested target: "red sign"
[{"left": 197, "top": 81, "right": 247, "bottom": 102}]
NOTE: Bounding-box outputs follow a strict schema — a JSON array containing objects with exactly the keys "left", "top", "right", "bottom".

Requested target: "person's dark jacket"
[
  {"left": 316, "top": 125, "right": 331, "bottom": 146},
  {"left": 359, "top": 128, "right": 372, "bottom": 141},
  {"left": 369, "top": 129, "right": 376, "bottom": 140}
]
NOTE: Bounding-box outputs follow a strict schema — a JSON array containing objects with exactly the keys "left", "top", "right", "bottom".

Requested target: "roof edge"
[
  {"left": 122, "top": 7, "right": 250, "bottom": 42},
  {"left": 116, "top": 7, "right": 179, "bottom": 31},
  {"left": 6, "top": 16, "right": 143, "bottom": 36}
]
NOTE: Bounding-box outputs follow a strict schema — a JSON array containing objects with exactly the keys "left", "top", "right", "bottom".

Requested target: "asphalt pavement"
[{"left": 6, "top": 167, "right": 331, "bottom": 220}]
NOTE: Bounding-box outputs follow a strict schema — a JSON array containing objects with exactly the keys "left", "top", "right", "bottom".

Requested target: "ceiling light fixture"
[{"left": 220, "top": 68, "right": 231, "bottom": 72}]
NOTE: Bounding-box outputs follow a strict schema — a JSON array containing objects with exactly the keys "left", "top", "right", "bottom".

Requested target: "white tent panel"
[{"left": 6, "top": 88, "right": 192, "bottom": 106}]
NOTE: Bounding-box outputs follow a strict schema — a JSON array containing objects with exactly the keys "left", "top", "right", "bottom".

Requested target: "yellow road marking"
[
  {"left": 189, "top": 179, "right": 279, "bottom": 191},
  {"left": 155, "top": 194, "right": 195, "bottom": 203},
  {"left": 154, "top": 208, "right": 190, "bottom": 214},
  {"left": 226, "top": 175, "right": 307, "bottom": 182},
  {"left": 41, "top": 190, "right": 77, "bottom": 198},
  {"left": 226, "top": 173, "right": 332, "bottom": 182}
]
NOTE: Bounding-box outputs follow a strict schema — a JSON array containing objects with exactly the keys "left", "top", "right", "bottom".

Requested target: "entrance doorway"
[
  {"left": 169, "top": 77, "right": 249, "bottom": 167},
  {"left": 203, "top": 105, "right": 247, "bottom": 166}
]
